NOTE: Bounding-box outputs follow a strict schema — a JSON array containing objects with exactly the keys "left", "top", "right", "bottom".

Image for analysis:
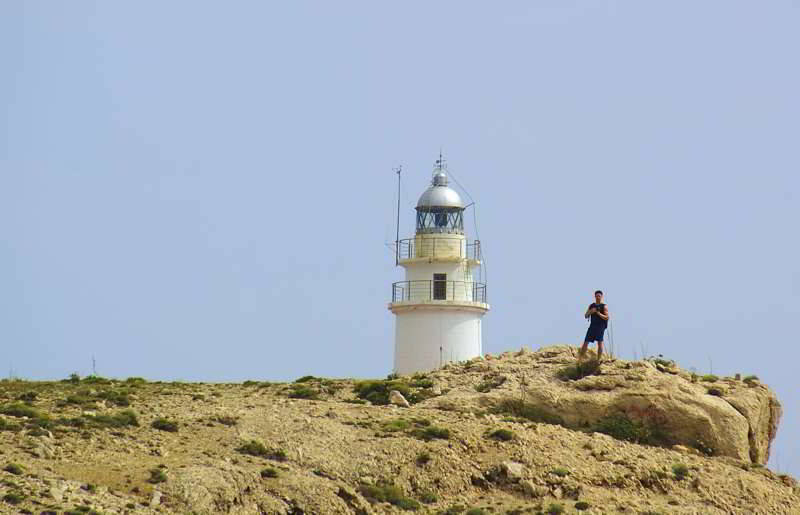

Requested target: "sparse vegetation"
[
  {"left": 416, "top": 451, "right": 431, "bottom": 465},
  {"left": 593, "top": 411, "right": 670, "bottom": 446},
  {"left": 260, "top": 467, "right": 279, "bottom": 478},
  {"left": 3, "top": 463, "right": 23, "bottom": 475},
  {"left": 743, "top": 375, "right": 759, "bottom": 385},
  {"left": 575, "top": 501, "right": 590, "bottom": 511},
  {"left": 490, "top": 398, "right": 564, "bottom": 426},
  {"left": 288, "top": 384, "right": 320, "bottom": 400},
  {"left": 557, "top": 359, "right": 602, "bottom": 381},
  {"left": 418, "top": 490, "right": 438, "bottom": 504},
  {"left": 672, "top": 463, "right": 689, "bottom": 480},
  {"left": 412, "top": 425, "right": 450, "bottom": 441},
  {"left": 151, "top": 418, "right": 179, "bottom": 432},
  {"left": 487, "top": 428, "right": 515, "bottom": 441},
  {"left": 294, "top": 375, "right": 319, "bottom": 383},
  {"left": 358, "top": 482, "right": 420, "bottom": 511},
  {"left": 236, "top": 440, "right": 287, "bottom": 461},
  {"left": 353, "top": 378, "right": 435, "bottom": 405},
  {"left": 212, "top": 415, "right": 239, "bottom": 426},
  {"left": 545, "top": 503, "right": 565, "bottom": 515},
  {"left": 2, "top": 492, "right": 24, "bottom": 505},
  {"left": 475, "top": 374, "right": 506, "bottom": 393},
  {"left": 148, "top": 467, "right": 167, "bottom": 484},
  {"left": 0, "top": 403, "right": 40, "bottom": 419},
  {"left": 551, "top": 467, "right": 570, "bottom": 477},
  {"left": 701, "top": 374, "right": 719, "bottom": 382}
]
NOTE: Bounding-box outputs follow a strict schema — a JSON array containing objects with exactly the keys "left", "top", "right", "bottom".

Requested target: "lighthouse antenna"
[{"left": 394, "top": 165, "right": 402, "bottom": 266}]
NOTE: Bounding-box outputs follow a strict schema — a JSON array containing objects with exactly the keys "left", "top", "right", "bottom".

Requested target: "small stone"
[
  {"left": 388, "top": 390, "right": 410, "bottom": 408},
  {"left": 150, "top": 490, "right": 162, "bottom": 507},
  {"left": 501, "top": 461, "right": 525, "bottom": 481}
]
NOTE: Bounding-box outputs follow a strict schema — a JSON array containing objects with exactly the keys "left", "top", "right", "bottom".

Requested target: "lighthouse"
[{"left": 389, "top": 158, "right": 489, "bottom": 375}]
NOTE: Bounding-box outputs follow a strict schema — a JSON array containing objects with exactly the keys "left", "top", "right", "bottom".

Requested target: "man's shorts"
[{"left": 585, "top": 325, "right": 606, "bottom": 343}]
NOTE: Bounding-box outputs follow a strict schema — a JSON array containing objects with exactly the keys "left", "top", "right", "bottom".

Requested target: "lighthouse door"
[{"left": 433, "top": 273, "right": 447, "bottom": 300}]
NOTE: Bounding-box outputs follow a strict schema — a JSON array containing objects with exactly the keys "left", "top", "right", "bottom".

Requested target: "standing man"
[{"left": 578, "top": 290, "right": 610, "bottom": 361}]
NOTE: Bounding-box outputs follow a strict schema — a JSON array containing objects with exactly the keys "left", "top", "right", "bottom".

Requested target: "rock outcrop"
[{"left": 428, "top": 345, "right": 781, "bottom": 464}]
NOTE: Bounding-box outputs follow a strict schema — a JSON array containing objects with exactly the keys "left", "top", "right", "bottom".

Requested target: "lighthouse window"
[{"left": 433, "top": 273, "right": 447, "bottom": 300}]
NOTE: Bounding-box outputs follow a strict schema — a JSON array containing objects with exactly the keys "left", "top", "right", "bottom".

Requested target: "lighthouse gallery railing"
[
  {"left": 397, "top": 238, "right": 481, "bottom": 261},
  {"left": 391, "top": 280, "right": 487, "bottom": 304}
]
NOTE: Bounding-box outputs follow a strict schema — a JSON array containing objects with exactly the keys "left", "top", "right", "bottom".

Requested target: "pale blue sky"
[{"left": 2, "top": 2, "right": 798, "bottom": 475}]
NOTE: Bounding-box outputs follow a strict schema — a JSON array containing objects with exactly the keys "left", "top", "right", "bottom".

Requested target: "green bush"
[
  {"left": 148, "top": 468, "right": 167, "bottom": 484},
  {"left": 382, "top": 419, "right": 411, "bottom": 432},
  {"left": 418, "top": 490, "right": 438, "bottom": 503},
  {"left": 288, "top": 385, "right": 319, "bottom": 400},
  {"left": 260, "top": 467, "right": 278, "bottom": 478},
  {"left": 465, "top": 509, "right": 486, "bottom": 515},
  {"left": 125, "top": 377, "right": 147, "bottom": 384},
  {"left": 575, "top": 501, "right": 590, "bottom": 511},
  {"left": 412, "top": 426, "right": 450, "bottom": 441},
  {"left": 96, "top": 390, "right": 131, "bottom": 407},
  {"left": 353, "top": 380, "right": 411, "bottom": 405},
  {"left": 487, "top": 428, "right": 514, "bottom": 441},
  {"left": 16, "top": 391, "right": 37, "bottom": 403},
  {"left": 0, "top": 403, "right": 40, "bottom": 419},
  {"left": 490, "top": 398, "right": 564, "bottom": 426},
  {"left": 0, "top": 418, "right": 21, "bottom": 432},
  {"left": 213, "top": 415, "right": 239, "bottom": 426},
  {"left": 2, "top": 492, "right": 24, "bottom": 505},
  {"left": 151, "top": 418, "right": 179, "bottom": 432},
  {"left": 236, "top": 440, "right": 287, "bottom": 461},
  {"left": 294, "top": 375, "right": 319, "bottom": 383},
  {"left": 672, "top": 463, "right": 689, "bottom": 480},
  {"left": 416, "top": 451, "right": 431, "bottom": 465},
  {"left": 358, "top": 482, "right": 420, "bottom": 511},
  {"left": 557, "top": 359, "right": 601, "bottom": 381},
  {"left": 86, "top": 410, "right": 139, "bottom": 428},
  {"left": 701, "top": 374, "right": 718, "bottom": 382},
  {"left": 3, "top": 463, "right": 23, "bottom": 475},
  {"left": 475, "top": 375, "right": 506, "bottom": 393},
  {"left": 743, "top": 375, "right": 759, "bottom": 385},
  {"left": 592, "top": 412, "right": 669, "bottom": 446},
  {"left": 82, "top": 375, "right": 112, "bottom": 385},
  {"left": 551, "top": 467, "right": 570, "bottom": 477},
  {"left": 545, "top": 503, "right": 565, "bottom": 515}
]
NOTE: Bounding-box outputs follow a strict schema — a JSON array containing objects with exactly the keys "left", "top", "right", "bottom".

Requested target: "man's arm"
[
  {"left": 584, "top": 304, "right": 595, "bottom": 318},
  {"left": 595, "top": 306, "right": 610, "bottom": 320}
]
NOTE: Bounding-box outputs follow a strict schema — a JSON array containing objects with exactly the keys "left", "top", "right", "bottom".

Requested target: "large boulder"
[{"left": 426, "top": 345, "right": 781, "bottom": 464}]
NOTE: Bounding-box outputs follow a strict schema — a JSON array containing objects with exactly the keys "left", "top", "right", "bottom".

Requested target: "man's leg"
[
  {"left": 578, "top": 341, "right": 589, "bottom": 360},
  {"left": 597, "top": 341, "right": 604, "bottom": 361}
]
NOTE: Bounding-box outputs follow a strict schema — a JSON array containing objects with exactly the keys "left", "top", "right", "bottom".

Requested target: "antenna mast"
[{"left": 394, "top": 165, "right": 402, "bottom": 266}]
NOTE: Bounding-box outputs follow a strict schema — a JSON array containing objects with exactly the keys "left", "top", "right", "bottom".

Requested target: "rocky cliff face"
[{"left": 0, "top": 347, "right": 796, "bottom": 514}]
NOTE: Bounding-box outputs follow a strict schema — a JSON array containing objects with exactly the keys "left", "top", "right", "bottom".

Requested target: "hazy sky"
[{"left": 2, "top": 2, "right": 798, "bottom": 475}]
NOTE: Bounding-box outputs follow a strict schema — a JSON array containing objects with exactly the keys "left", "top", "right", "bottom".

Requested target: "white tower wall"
[{"left": 394, "top": 309, "right": 482, "bottom": 375}]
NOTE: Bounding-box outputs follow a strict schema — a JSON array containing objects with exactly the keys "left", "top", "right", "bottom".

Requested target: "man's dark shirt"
[{"left": 588, "top": 303, "right": 608, "bottom": 330}]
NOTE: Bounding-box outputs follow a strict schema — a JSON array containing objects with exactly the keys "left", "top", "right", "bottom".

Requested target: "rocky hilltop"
[{"left": 0, "top": 346, "right": 797, "bottom": 514}]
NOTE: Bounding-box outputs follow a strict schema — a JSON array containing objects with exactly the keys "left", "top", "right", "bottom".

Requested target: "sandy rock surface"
[{"left": 0, "top": 347, "right": 796, "bottom": 514}]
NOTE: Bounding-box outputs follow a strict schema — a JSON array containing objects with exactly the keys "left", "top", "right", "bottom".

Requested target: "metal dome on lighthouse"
[{"left": 389, "top": 156, "right": 489, "bottom": 375}]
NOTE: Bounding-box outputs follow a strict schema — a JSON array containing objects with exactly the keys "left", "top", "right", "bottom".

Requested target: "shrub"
[
  {"left": 0, "top": 403, "right": 40, "bottom": 419},
  {"left": 288, "top": 385, "right": 319, "bottom": 400},
  {"left": 151, "top": 418, "right": 179, "bottom": 432},
  {"left": 125, "top": 377, "right": 147, "bottom": 384},
  {"left": 557, "top": 359, "right": 601, "bottom": 381},
  {"left": 236, "top": 440, "right": 287, "bottom": 461},
  {"left": 82, "top": 375, "right": 112, "bottom": 385},
  {"left": 575, "top": 501, "right": 590, "bottom": 511},
  {"left": 465, "top": 509, "right": 486, "bottom": 515},
  {"left": 743, "top": 375, "right": 759, "bottom": 385},
  {"left": 242, "top": 380, "right": 260, "bottom": 386},
  {"left": 2, "top": 492, "right": 24, "bottom": 505},
  {"left": 438, "top": 506, "right": 465, "bottom": 515},
  {"left": 412, "top": 426, "right": 450, "bottom": 441},
  {"left": 260, "top": 467, "right": 278, "bottom": 478},
  {"left": 416, "top": 451, "right": 431, "bottom": 465},
  {"left": 418, "top": 490, "right": 438, "bottom": 503},
  {"left": 672, "top": 463, "right": 689, "bottom": 480},
  {"left": 551, "top": 467, "right": 570, "bottom": 477},
  {"left": 87, "top": 410, "right": 139, "bottom": 428},
  {"left": 294, "top": 375, "right": 319, "bottom": 383},
  {"left": 592, "top": 411, "right": 670, "bottom": 446},
  {"left": 68, "top": 373, "right": 81, "bottom": 384},
  {"left": 16, "top": 391, "right": 37, "bottom": 403},
  {"left": 701, "top": 374, "right": 718, "bottom": 382},
  {"left": 3, "top": 463, "right": 23, "bottom": 475},
  {"left": 358, "top": 482, "right": 420, "bottom": 511},
  {"left": 96, "top": 390, "right": 131, "bottom": 407},
  {"left": 546, "top": 503, "right": 565, "bottom": 515},
  {"left": 487, "top": 428, "right": 514, "bottom": 441},
  {"left": 382, "top": 419, "right": 411, "bottom": 432},
  {"left": 475, "top": 375, "right": 506, "bottom": 393},
  {"left": 213, "top": 415, "right": 239, "bottom": 426},
  {"left": 353, "top": 380, "right": 411, "bottom": 405},
  {"left": 0, "top": 418, "right": 20, "bottom": 432},
  {"left": 490, "top": 398, "right": 564, "bottom": 426},
  {"left": 707, "top": 387, "right": 723, "bottom": 397},
  {"left": 148, "top": 468, "right": 167, "bottom": 484}
]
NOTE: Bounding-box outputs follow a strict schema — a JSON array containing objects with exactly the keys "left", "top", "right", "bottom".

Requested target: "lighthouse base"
[{"left": 393, "top": 308, "right": 484, "bottom": 375}]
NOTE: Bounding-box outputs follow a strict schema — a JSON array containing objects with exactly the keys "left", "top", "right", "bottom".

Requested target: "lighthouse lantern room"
[{"left": 389, "top": 159, "right": 489, "bottom": 375}]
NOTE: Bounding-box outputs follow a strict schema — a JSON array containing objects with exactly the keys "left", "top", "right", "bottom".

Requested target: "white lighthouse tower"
[{"left": 389, "top": 158, "right": 489, "bottom": 375}]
